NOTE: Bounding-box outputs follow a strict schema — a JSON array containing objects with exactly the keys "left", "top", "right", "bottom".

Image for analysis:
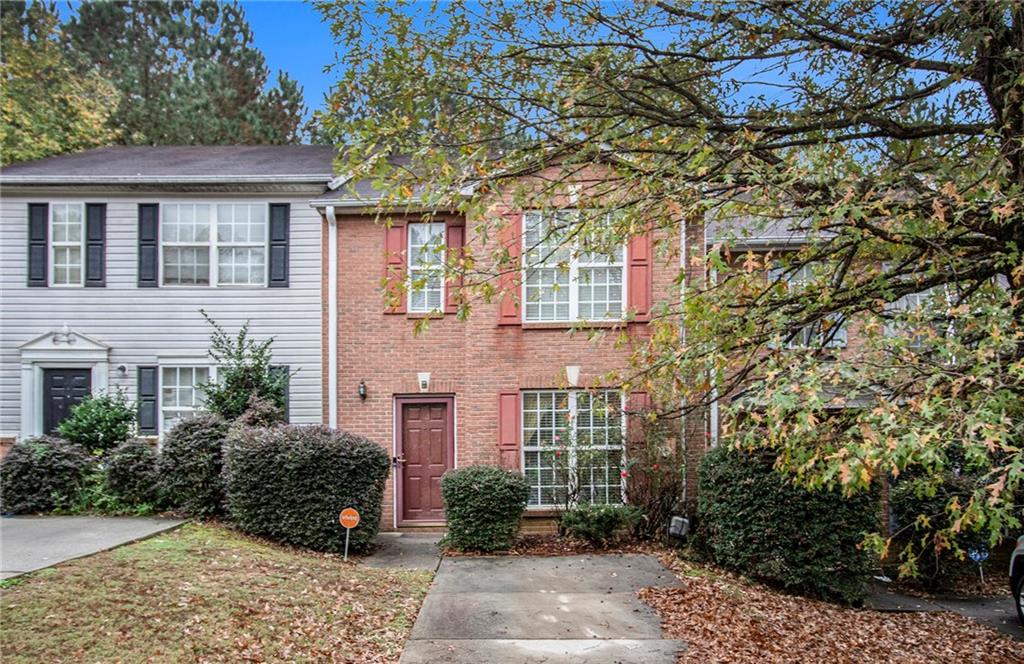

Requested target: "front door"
[
  {"left": 398, "top": 399, "right": 453, "bottom": 523},
  {"left": 42, "top": 368, "right": 92, "bottom": 434}
]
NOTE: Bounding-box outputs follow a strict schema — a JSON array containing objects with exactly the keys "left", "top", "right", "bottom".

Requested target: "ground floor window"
[
  {"left": 521, "top": 389, "right": 625, "bottom": 507},
  {"left": 160, "top": 366, "right": 210, "bottom": 433}
]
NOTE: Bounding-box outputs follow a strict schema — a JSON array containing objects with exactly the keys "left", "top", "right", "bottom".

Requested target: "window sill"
[
  {"left": 406, "top": 312, "right": 445, "bottom": 320},
  {"left": 521, "top": 321, "right": 626, "bottom": 330}
]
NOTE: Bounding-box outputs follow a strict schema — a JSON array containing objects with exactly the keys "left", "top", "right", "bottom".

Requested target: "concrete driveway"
[
  {"left": 1, "top": 516, "right": 185, "bottom": 579},
  {"left": 400, "top": 554, "right": 685, "bottom": 663}
]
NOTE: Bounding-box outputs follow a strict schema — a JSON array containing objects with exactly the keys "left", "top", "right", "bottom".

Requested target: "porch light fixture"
[
  {"left": 417, "top": 372, "right": 431, "bottom": 393},
  {"left": 358, "top": 380, "right": 367, "bottom": 401},
  {"left": 565, "top": 365, "right": 581, "bottom": 387},
  {"left": 53, "top": 323, "right": 76, "bottom": 345}
]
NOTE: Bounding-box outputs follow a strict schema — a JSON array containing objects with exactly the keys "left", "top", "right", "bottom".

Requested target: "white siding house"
[{"left": 0, "top": 146, "right": 334, "bottom": 442}]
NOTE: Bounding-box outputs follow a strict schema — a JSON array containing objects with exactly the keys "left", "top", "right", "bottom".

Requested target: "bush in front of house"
[
  {"left": 0, "top": 436, "right": 93, "bottom": 513},
  {"left": 441, "top": 465, "right": 529, "bottom": 552},
  {"left": 222, "top": 425, "right": 390, "bottom": 553},
  {"left": 158, "top": 414, "right": 230, "bottom": 516},
  {"left": 697, "top": 446, "right": 878, "bottom": 604},
  {"left": 105, "top": 438, "right": 161, "bottom": 507},
  {"left": 57, "top": 391, "right": 135, "bottom": 454},
  {"left": 559, "top": 503, "right": 642, "bottom": 546}
]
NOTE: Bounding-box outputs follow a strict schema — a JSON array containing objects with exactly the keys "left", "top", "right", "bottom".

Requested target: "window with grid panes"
[
  {"left": 521, "top": 389, "right": 625, "bottom": 507},
  {"left": 161, "top": 203, "right": 267, "bottom": 286},
  {"left": 160, "top": 366, "right": 209, "bottom": 433},
  {"left": 769, "top": 263, "right": 847, "bottom": 348},
  {"left": 50, "top": 203, "right": 85, "bottom": 286},
  {"left": 407, "top": 222, "right": 445, "bottom": 312},
  {"left": 522, "top": 211, "right": 624, "bottom": 322}
]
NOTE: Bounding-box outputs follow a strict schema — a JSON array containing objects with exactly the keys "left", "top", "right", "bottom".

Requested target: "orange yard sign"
[{"left": 339, "top": 508, "right": 360, "bottom": 529}]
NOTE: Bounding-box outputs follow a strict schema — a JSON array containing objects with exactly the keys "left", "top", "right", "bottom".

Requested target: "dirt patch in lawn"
[
  {"left": 0, "top": 523, "right": 432, "bottom": 663},
  {"left": 640, "top": 554, "right": 1019, "bottom": 664}
]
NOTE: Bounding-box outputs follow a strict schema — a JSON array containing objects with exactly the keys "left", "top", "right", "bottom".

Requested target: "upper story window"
[
  {"left": 522, "top": 211, "right": 625, "bottom": 322},
  {"left": 161, "top": 203, "right": 267, "bottom": 286},
  {"left": 50, "top": 203, "right": 85, "bottom": 286},
  {"left": 407, "top": 222, "right": 446, "bottom": 313},
  {"left": 769, "top": 263, "right": 847, "bottom": 348}
]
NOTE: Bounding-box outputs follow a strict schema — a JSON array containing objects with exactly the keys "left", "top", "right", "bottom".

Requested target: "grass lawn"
[{"left": 1, "top": 523, "right": 432, "bottom": 663}]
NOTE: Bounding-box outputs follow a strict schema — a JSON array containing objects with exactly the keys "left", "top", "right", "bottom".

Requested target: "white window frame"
[
  {"left": 520, "top": 389, "right": 627, "bottom": 508},
  {"left": 406, "top": 221, "right": 446, "bottom": 313},
  {"left": 158, "top": 363, "right": 215, "bottom": 435},
  {"left": 521, "top": 211, "right": 627, "bottom": 323},
  {"left": 49, "top": 202, "right": 86, "bottom": 287},
  {"left": 159, "top": 202, "right": 269, "bottom": 288},
  {"left": 769, "top": 263, "right": 847, "bottom": 349}
]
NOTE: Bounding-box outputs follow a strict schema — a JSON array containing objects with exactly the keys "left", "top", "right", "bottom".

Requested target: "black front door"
[{"left": 42, "top": 369, "right": 92, "bottom": 434}]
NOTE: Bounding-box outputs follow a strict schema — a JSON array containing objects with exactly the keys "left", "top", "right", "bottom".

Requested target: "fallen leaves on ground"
[
  {"left": 640, "top": 554, "right": 1020, "bottom": 664},
  {"left": 0, "top": 523, "right": 432, "bottom": 663}
]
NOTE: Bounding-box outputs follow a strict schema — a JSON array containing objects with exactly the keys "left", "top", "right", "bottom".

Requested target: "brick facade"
[{"left": 327, "top": 192, "right": 706, "bottom": 529}]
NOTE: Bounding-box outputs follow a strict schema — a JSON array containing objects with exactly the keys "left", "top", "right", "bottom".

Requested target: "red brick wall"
[{"left": 329, "top": 194, "right": 699, "bottom": 529}]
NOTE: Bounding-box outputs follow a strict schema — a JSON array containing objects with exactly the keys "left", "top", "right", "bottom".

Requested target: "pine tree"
[{"left": 66, "top": 0, "right": 305, "bottom": 145}]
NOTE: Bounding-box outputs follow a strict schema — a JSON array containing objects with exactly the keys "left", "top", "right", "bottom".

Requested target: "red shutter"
[
  {"left": 445, "top": 221, "right": 465, "bottom": 315},
  {"left": 627, "top": 231, "right": 653, "bottom": 321},
  {"left": 626, "top": 391, "right": 652, "bottom": 446},
  {"left": 383, "top": 223, "right": 407, "bottom": 314},
  {"left": 497, "top": 213, "right": 522, "bottom": 325},
  {"left": 497, "top": 391, "right": 521, "bottom": 469}
]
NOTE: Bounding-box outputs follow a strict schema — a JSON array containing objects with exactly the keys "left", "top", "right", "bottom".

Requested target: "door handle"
[{"left": 392, "top": 456, "right": 407, "bottom": 466}]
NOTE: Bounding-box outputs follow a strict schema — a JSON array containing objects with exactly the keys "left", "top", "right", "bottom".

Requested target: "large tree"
[
  {"left": 315, "top": 1, "right": 1023, "bottom": 570},
  {"left": 66, "top": 0, "right": 304, "bottom": 145},
  {"left": 1, "top": 1, "right": 118, "bottom": 164}
]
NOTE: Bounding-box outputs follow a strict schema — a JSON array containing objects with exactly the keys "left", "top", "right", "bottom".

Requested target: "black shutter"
[
  {"left": 138, "top": 204, "right": 159, "bottom": 287},
  {"left": 268, "top": 203, "right": 289, "bottom": 287},
  {"left": 27, "top": 203, "right": 48, "bottom": 287},
  {"left": 137, "top": 366, "right": 159, "bottom": 434},
  {"left": 270, "top": 365, "right": 291, "bottom": 420},
  {"left": 85, "top": 203, "right": 106, "bottom": 287}
]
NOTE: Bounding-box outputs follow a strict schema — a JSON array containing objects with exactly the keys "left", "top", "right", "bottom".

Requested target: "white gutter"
[
  {"left": 326, "top": 205, "right": 339, "bottom": 429},
  {"left": 2, "top": 174, "right": 334, "bottom": 185}
]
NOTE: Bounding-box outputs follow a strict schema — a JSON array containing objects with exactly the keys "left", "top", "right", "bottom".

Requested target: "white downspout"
[
  {"left": 706, "top": 219, "right": 719, "bottom": 446},
  {"left": 326, "top": 205, "right": 338, "bottom": 429}
]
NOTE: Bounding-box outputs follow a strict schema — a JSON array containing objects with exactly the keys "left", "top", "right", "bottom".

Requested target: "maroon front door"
[{"left": 398, "top": 399, "right": 453, "bottom": 523}]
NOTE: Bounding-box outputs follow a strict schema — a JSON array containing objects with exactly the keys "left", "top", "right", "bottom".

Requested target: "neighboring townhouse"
[
  {"left": 0, "top": 146, "right": 332, "bottom": 450},
  {"left": 313, "top": 169, "right": 708, "bottom": 530}
]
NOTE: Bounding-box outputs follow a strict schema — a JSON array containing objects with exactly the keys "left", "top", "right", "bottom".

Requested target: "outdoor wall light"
[
  {"left": 117, "top": 365, "right": 127, "bottom": 377},
  {"left": 417, "top": 372, "right": 431, "bottom": 392},
  {"left": 53, "top": 323, "right": 76, "bottom": 345},
  {"left": 358, "top": 380, "right": 367, "bottom": 400}
]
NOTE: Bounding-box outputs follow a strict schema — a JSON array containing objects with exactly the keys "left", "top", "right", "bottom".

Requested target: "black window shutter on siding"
[
  {"left": 85, "top": 204, "right": 106, "bottom": 287},
  {"left": 270, "top": 365, "right": 291, "bottom": 420},
  {"left": 138, "top": 204, "right": 159, "bottom": 287},
  {"left": 137, "top": 366, "right": 158, "bottom": 434},
  {"left": 268, "top": 203, "right": 289, "bottom": 287},
  {"left": 27, "top": 203, "right": 48, "bottom": 287}
]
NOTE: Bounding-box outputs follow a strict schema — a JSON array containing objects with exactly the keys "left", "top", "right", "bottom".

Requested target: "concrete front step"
[{"left": 400, "top": 638, "right": 685, "bottom": 664}]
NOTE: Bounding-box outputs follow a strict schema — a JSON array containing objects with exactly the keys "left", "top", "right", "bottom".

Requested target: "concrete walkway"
[
  {"left": 0, "top": 516, "right": 185, "bottom": 579},
  {"left": 866, "top": 583, "right": 1023, "bottom": 640},
  {"left": 363, "top": 533, "right": 442, "bottom": 571},
  {"left": 400, "top": 554, "right": 685, "bottom": 663}
]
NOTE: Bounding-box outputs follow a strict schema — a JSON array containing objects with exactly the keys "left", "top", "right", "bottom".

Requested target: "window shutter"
[
  {"left": 445, "top": 221, "right": 465, "bottom": 314},
  {"left": 270, "top": 365, "right": 291, "bottom": 420},
  {"left": 383, "top": 223, "right": 407, "bottom": 314},
  {"left": 85, "top": 203, "right": 106, "bottom": 287},
  {"left": 137, "top": 366, "right": 159, "bottom": 435},
  {"left": 627, "top": 231, "right": 653, "bottom": 321},
  {"left": 497, "top": 214, "right": 522, "bottom": 325},
  {"left": 497, "top": 391, "right": 521, "bottom": 469},
  {"left": 138, "top": 204, "right": 159, "bottom": 287},
  {"left": 27, "top": 203, "right": 48, "bottom": 287},
  {"left": 268, "top": 203, "right": 290, "bottom": 287}
]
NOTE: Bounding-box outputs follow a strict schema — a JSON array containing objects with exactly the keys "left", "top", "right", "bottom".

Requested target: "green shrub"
[
  {"left": 57, "top": 391, "right": 135, "bottom": 453},
  {"left": 889, "top": 472, "right": 980, "bottom": 589},
  {"left": 223, "top": 425, "right": 390, "bottom": 552},
  {"left": 106, "top": 439, "right": 160, "bottom": 506},
  {"left": 200, "top": 312, "right": 288, "bottom": 421},
  {"left": 560, "top": 503, "right": 642, "bottom": 546},
  {"left": 0, "top": 437, "right": 93, "bottom": 513},
  {"left": 158, "top": 414, "right": 230, "bottom": 516},
  {"left": 65, "top": 466, "right": 153, "bottom": 516},
  {"left": 697, "top": 446, "right": 878, "bottom": 604},
  {"left": 441, "top": 465, "right": 529, "bottom": 551}
]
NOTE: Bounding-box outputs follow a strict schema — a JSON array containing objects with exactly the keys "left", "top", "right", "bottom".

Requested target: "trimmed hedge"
[
  {"left": 697, "top": 446, "right": 878, "bottom": 604},
  {"left": 57, "top": 392, "right": 135, "bottom": 453},
  {"left": 0, "top": 437, "right": 93, "bottom": 513},
  {"left": 106, "top": 439, "right": 160, "bottom": 506},
  {"left": 158, "top": 414, "right": 230, "bottom": 516},
  {"left": 560, "top": 503, "right": 642, "bottom": 546},
  {"left": 441, "top": 465, "right": 529, "bottom": 551},
  {"left": 223, "top": 425, "right": 390, "bottom": 552}
]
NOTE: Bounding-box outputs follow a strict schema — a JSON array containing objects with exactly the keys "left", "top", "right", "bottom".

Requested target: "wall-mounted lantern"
[
  {"left": 358, "top": 380, "right": 367, "bottom": 401},
  {"left": 417, "top": 372, "right": 431, "bottom": 392}
]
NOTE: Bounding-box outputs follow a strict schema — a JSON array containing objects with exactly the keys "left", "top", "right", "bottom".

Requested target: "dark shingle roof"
[{"left": 1, "top": 145, "right": 338, "bottom": 183}]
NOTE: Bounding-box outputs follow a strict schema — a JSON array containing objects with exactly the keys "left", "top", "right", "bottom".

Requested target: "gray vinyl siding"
[{"left": 0, "top": 191, "right": 323, "bottom": 437}]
